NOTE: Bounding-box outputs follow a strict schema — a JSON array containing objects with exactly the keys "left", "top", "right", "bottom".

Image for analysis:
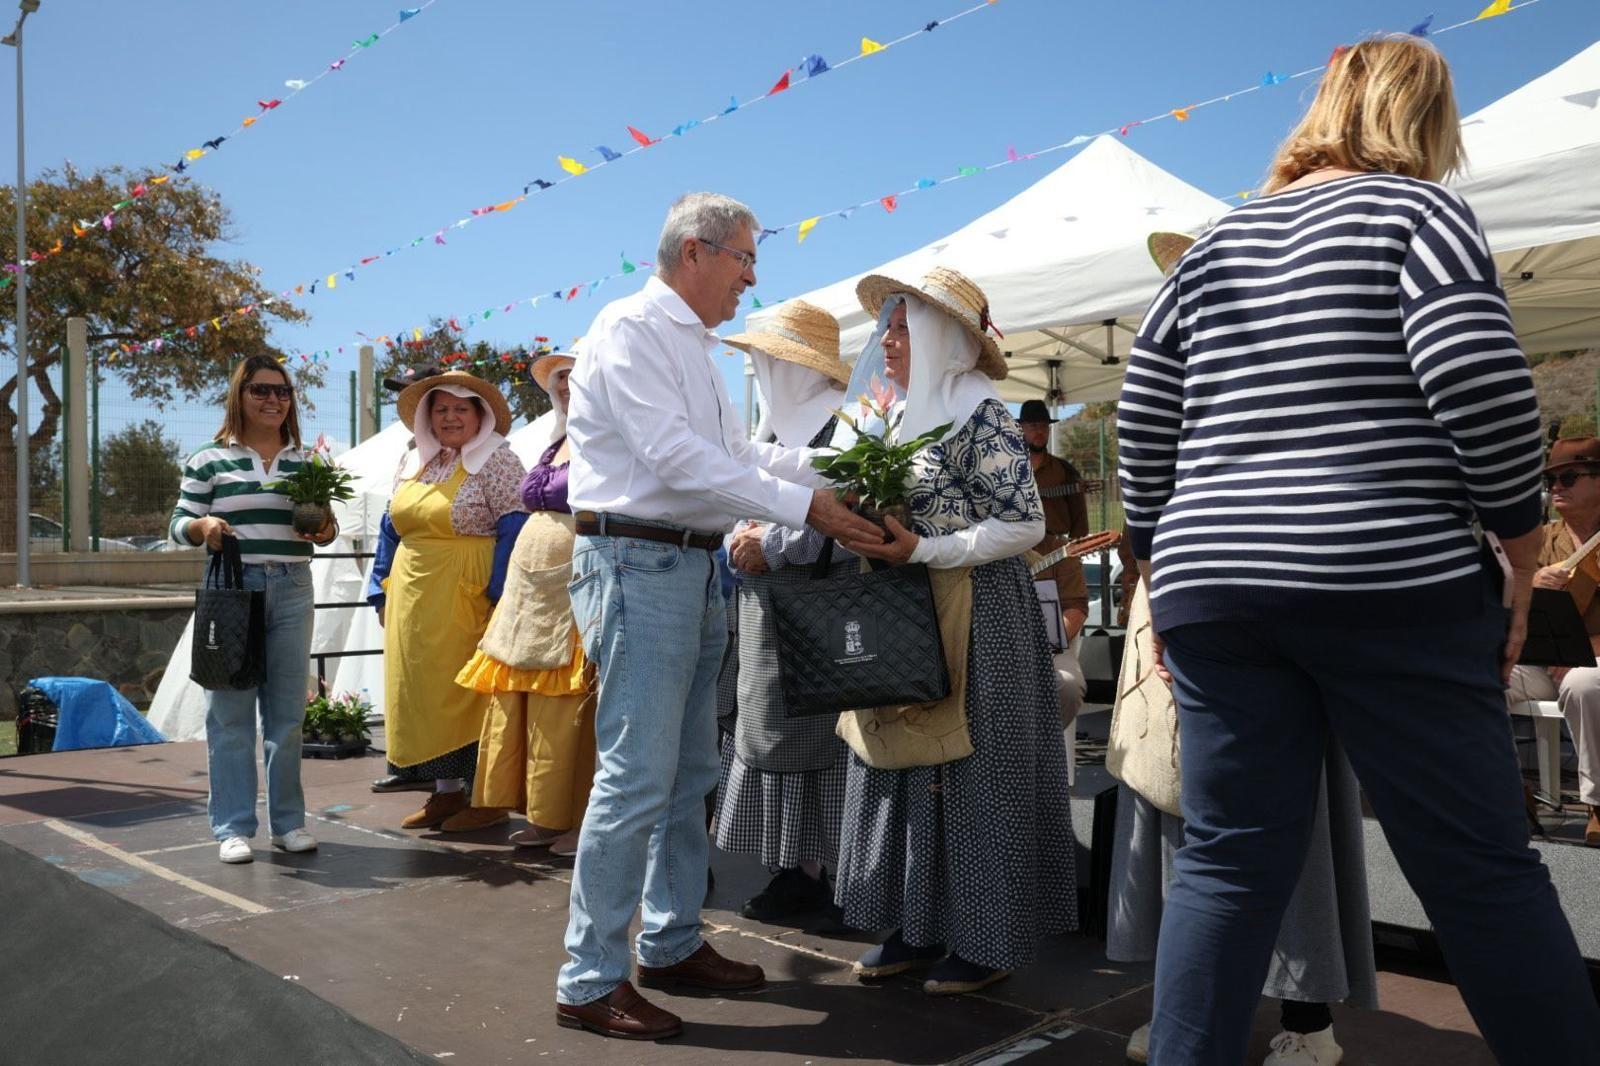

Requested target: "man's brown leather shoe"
[
  {"left": 400, "top": 791, "right": 469, "bottom": 830},
  {"left": 1586, "top": 805, "right": 1600, "bottom": 847},
  {"left": 637, "top": 942, "right": 765, "bottom": 992},
  {"left": 555, "top": 981, "right": 682, "bottom": 1040}
]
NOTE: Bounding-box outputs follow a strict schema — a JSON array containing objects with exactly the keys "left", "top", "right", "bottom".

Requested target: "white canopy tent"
[
  {"left": 1453, "top": 39, "right": 1600, "bottom": 353},
  {"left": 747, "top": 135, "right": 1230, "bottom": 407}
]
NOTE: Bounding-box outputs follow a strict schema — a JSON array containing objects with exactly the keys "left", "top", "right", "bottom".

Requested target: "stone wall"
[{"left": 0, "top": 608, "right": 189, "bottom": 720}]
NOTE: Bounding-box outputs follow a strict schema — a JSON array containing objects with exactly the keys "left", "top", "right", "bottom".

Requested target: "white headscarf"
[
  {"left": 838, "top": 294, "right": 999, "bottom": 446},
  {"left": 399, "top": 383, "right": 506, "bottom": 479},
  {"left": 750, "top": 348, "right": 845, "bottom": 448}
]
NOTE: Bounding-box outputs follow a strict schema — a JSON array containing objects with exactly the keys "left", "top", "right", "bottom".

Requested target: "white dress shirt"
[{"left": 568, "top": 276, "right": 818, "bottom": 534}]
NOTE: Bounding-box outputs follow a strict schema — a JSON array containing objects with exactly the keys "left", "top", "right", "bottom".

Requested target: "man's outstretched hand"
[{"left": 806, "top": 489, "right": 887, "bottom": 551}]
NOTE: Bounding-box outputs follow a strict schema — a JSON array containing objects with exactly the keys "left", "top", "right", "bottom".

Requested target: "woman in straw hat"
[
  {"left": 838, "top": 267, "right": 1077, "bottom": 995},
  {"left": 1108, "top": 235, "right": 1377, "bottom": 1066},
  {"left": 370, "top": 369, "right": 528, "bottom": 831},
  {"left": 1118, "top": 35, "right": 1597, "bottom": 1064},
  {"left": 716, "top": 301, "right": 856, "bottom": 922},
  {"left": 456, "top": 350, "right": 597, "bottom": 855}
]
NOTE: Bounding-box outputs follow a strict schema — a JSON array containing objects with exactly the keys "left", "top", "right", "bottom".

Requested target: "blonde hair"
[
  {"left": 215, "top": 354, "right": 303, "bottom": 449},
  {"left": 1263, "top": 34, "right": 1463, "bottom": 194}
]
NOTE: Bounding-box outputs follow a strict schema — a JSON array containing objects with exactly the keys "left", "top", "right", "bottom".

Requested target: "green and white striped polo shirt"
[{"left": 169, "top": 439, "right": 313, "bottom": 564}]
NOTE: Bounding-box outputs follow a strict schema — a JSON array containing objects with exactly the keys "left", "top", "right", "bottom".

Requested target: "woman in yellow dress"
[
  {"left": 456, "top": 350, "right": 596, "bottom": 854},
  {"left": 367, "top": 370, "right": 528, "bottom": 831}
]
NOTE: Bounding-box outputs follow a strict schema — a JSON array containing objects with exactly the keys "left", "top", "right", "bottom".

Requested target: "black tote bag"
[
  {"left": 189, "top": 533, "right": 267, "bottom": 691},
  {"left": 770, "top": 539, "right": 950, "bottom": 718}
]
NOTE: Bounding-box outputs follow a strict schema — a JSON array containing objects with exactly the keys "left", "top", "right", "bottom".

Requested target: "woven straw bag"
[{"left": 1105, "top": 580, "right": 1182, "bottom": 816}]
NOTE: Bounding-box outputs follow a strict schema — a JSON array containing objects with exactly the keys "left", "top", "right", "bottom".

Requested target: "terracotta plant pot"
[{"left": 291, "top": 502, "right": 332, "bottom": 536}]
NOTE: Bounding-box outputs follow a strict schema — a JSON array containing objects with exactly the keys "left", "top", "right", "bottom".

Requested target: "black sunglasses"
[
  {"left": 1544, "top": 469, "right": 1600, "bottom": 489},
  {"left": 245, "top": 383, "right": 294, "bottom": 401}
]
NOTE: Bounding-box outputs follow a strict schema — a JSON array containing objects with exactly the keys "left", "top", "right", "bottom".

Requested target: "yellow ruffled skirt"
[{"left": 456, "top": 628, "right": 597, "bottom": 829}]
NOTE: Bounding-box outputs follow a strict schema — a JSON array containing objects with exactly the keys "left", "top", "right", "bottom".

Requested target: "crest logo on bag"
[
  {"left": 832, "top": 615, "right": 878, "bottom": 665},
  {"left": 205, "top": 620, "right": 219, "bottom": 651}
]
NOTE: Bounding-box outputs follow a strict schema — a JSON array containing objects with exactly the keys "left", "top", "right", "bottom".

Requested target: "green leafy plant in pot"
[
  {"left": 810, "top": 376, "right": 949, "bottom": 533},
  {"left": 266, "top": 434, "right": 356, "bottom": 536}
]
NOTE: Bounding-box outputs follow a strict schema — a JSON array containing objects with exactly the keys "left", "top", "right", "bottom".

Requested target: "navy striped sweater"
[{"left": 1117, "top": 174, "right": 1543, "bottom": 630}]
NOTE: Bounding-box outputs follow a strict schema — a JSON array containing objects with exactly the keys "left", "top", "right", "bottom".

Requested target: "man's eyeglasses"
[
  {"left": 1544, "top": 468, "right": 1600, "bottom": 489},
  {"left": 245, "top": 383, "right": 294, "bottom": 401},
  {"left": 695, "top": 237, "right": 756, "bottom": 272}
]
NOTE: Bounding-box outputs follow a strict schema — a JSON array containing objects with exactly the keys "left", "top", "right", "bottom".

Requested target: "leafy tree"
[
  {"left": 374, "top": 319, "right": 551, "bottom": 425},
  {"left": 0, "top": 164, "right": 310, "bottom": 548},
  {"left": 99, "top": 419, "right": 184, "bottom": 516}
]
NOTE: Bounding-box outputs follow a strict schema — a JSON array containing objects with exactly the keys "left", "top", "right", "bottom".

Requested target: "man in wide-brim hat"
[{"left": 1513, "top": 435, "right": 1600, "bottom": 846}]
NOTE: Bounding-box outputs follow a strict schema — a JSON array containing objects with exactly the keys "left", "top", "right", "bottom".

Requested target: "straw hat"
[
  {"left": 722, "top": 300, "right": 849, "bottom": 384},
  {"left": 855, "top": 266, "right": 1007, "bottom": 380},
  {"left": 529, "top": 350, "right": 576, "bottom": 393},
  {"left": 397, "top": 370, "right": 513, "bottom": 435},
  {"left": 1148, "top": 232, "right": 1197, "bottom": 277}
]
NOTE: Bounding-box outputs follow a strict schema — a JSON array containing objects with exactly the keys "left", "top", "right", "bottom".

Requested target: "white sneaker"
[
  {"left": 1264, "top": 1026, "right": 1343, "bottom": 1065},
  {"left": 270, "top": 828, "right": 318, "bottom": 853},
  {"left": 1126, "top": 1022, "right": 1151, "bottom": 1063},
  {"left": 218, "top": 836, "right": 254, "bottom": 864}
]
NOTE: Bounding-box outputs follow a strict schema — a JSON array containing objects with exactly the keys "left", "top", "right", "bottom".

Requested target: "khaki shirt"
[{"left": 1540, "top": 520, "right": 1600, "bottom": 635}]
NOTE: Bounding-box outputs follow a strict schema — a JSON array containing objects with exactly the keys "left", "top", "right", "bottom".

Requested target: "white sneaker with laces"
[
  {"left": 1125, "top": 1022, "right": 1151, "bottom": 1063},
  {"left": 218, "top": 836, "right": 253, "bottom": 864},
  {"left": 1264, "top": 1025, "right": 1343, "bottom": 1065},
  {"left": 270, "top": 828, "right": 318, "bottom": 853}
]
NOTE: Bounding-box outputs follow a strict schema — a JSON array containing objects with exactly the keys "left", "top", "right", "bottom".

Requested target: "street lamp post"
[{"left": 3, "top": 0, "right": 38, "bottom": 587}]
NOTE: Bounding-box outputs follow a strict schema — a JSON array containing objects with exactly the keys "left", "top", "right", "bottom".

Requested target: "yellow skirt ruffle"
[{"left": 455, "top": 626, "right": 588, "bottom": 696}]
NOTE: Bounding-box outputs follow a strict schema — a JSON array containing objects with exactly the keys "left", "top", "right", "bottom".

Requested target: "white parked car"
[{"left": 28, "top": 513, "right": 139, "bottom": 552}]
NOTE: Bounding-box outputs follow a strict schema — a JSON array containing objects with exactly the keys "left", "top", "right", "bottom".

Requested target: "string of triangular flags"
[
  {"left": 91, "top": 0, "right": 1001, "bottom": 316},
  {"left": 111, "top": 0, "right": 1543, "bottom": 361},
  {"left": 0, "top": 4, "right": 437, "bottom": 283},
  {"left": 771, "top": 0, "right": 1542, "bottom": 245}
]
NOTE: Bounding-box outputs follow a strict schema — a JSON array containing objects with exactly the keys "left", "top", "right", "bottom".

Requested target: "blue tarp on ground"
[{"left": 28, "top": 677, "right": 167, "bottom": 752}]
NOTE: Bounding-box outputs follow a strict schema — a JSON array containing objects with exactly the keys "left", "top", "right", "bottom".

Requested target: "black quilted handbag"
[
  {"left": 770, "top": 539, "right": 950, "bottom": 718},
  {"left": 189, "top": 533, "right": 267, "bottom": 691}
]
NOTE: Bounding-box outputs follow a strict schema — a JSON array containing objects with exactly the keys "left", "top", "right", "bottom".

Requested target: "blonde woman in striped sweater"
[{"left": 170, "top": 355, "right": 337, "bottom": 865}]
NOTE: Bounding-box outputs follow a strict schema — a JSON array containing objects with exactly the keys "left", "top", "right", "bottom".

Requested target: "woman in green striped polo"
[{"left": 169, "top": 354, "right": 338, "bottom": 865}]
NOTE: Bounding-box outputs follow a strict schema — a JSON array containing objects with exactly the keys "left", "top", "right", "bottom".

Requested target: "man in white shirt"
[{"left": 555, "top": 192, "right": 881, "bottom": 1040}]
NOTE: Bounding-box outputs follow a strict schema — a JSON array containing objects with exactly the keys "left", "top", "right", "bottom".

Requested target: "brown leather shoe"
[
  {"left": 637, "top": 942, "right": 765, "bottom": 992},
  {"left": 555, "top": 981, "right": 682, "bottom": 1040},
  {"left": 400, "top": 791, "right": 469, "bottom": 829},
  {"left": 438, "top": 806, "right": 510, "bottom": 833},
  {"left": 1586, "top": 806, "right": 1600, "bottom": 847}
]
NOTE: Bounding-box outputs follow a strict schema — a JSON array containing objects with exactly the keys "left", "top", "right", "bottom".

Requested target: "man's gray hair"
[{"left": 655, "top": 192, "right": 760, "bottom": 278}]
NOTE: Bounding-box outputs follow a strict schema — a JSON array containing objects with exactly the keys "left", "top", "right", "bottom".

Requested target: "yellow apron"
[{"left": 384, "top": 462, "right": 494, "bottom": 768}]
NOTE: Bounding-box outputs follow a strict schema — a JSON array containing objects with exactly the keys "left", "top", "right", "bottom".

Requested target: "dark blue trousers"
[{"left": 1149, "top": 587, "right": 1599, "bottom": 1065}]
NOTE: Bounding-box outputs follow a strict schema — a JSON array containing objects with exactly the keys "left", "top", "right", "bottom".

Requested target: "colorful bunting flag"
[
  {"left": 1261, "top": 71, "right": 1288, "bottom": 86},
  {"left": 258, "top": 99, "right": 282, "bottom": 111},
  {"left": 723, "top": 95, "right": 739, "bottom": 114},
  {"left": 861, "top": 37, "right": 885, "bottom": 55},
  {"left": 353, "top": 34, "right": 379, "bottom": 47},
  {"left": 185, "top": 148, "right": 205, "bottom": 160},
  {"left": 1410, "top": 14, "right": 1433, "bottom": 36},
  {"left": 524, "top": 179, "right": 554, "bottom": 193},
  {"left": 1476, "top": 0, "right": 1510, "bottom": 18},
  {"left": 285, "top": 79, "right": 308, "bottom": 91},
  {"left": 329, "top": 58, "right": 346, "bottom": 71},
  {"left": 802, "top": 53, "right": 829, "bottom": 77},
  {"left": 399, "top": 7, "right": 421, "bottom": 21},
  {"left": 958, "top": 166, "right": 981, "bottom": 176},
  {"left": 881, "top": 195, "right": 898, "bottom": 213},
  {"left": 628, "top": 126, "right": 657, "bottom": 147},
  {"left": 916, "top": 178, "right": 936, "bottom": 189},
  {"left": 797, "top": 217, "right": 820, "bottom": 243},
  {"left": 558, "top": 156, "right": 588, "bottom": 176},
  {"left": 621, "top": 256, "right": 637, "bottom": 274},
  {"left": 1172, "top": 108, "right": 1191, "bottom": 121},
  {"left": 768, "top": 70, "right": 792, "bottom": 95},
  {"left": 595, "top": 145, "right": 622, "bottom": 162}
]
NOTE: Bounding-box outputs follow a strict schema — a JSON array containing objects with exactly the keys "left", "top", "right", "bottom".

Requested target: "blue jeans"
[
  {"left": 557, "top": 532, "right": 726, "bottom": 1005},
  {"left": 204, "top": 561, "right": 314, "bottom": 841},
  {"left": 1150, "top": 585, "right": 1600, "bottom": 1065}
]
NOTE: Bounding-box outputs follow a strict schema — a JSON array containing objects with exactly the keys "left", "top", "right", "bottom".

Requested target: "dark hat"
[
  {"left": 383, "top": 362, "right": 446, "bottom": 394},
  {"left": 1546, "top": 437, "right": 1600, "bottom": 473},
  {"left": 1018, "top": 399, "right": 1057, "bottom": 425}
]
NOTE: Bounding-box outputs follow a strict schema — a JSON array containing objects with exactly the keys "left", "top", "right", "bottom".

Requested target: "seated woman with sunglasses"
[
  {"left": 170, "top": 356, "right": 338, "bottom": 865},
  {"left": 1509, "top": 437, "right": 1600, "bottom": 847}
]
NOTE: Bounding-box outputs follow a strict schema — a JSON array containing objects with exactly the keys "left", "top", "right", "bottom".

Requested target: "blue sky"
[{"left": 8, "top": 0, "right": 1600, "bottom": 452}]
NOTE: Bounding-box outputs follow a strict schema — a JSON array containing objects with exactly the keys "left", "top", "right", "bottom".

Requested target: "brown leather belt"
[{"left": 573, "top": 511, "right": 722, "bottom": 552}]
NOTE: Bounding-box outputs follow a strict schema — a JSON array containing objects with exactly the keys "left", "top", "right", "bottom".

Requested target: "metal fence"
[
  {"left": 25, "top": 365, "right": 366, "bottom": 552},
  {"left": 1054, "top": 416, "right": 1124, "bottom": 536}
]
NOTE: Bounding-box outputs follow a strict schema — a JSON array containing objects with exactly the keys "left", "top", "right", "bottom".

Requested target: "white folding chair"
[{"left": 1507, "top": 697, "right": 1567, "bottom": 805}]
